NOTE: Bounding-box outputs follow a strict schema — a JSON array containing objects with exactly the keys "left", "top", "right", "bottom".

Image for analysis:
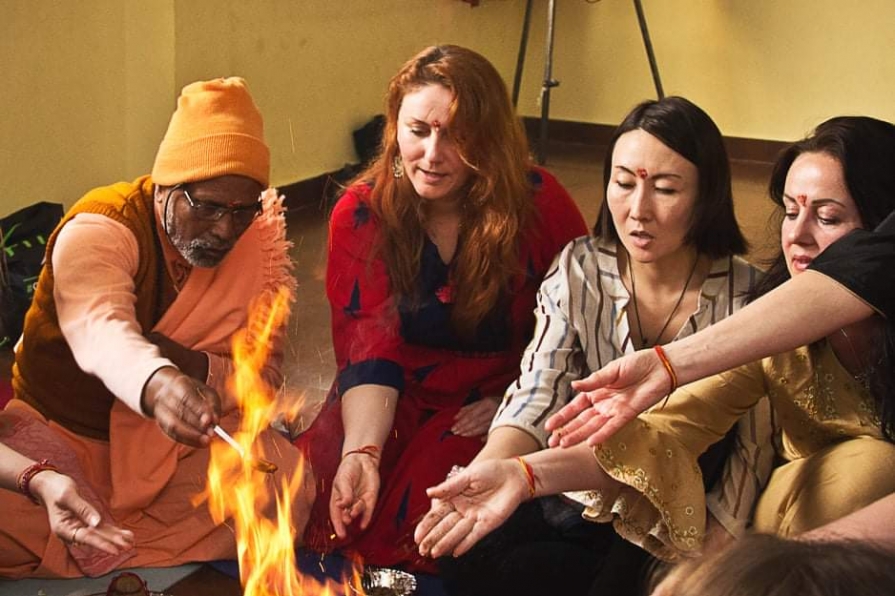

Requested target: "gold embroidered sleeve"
[{"left": 585, "top": 359, "right": 768, "bottom": 560}]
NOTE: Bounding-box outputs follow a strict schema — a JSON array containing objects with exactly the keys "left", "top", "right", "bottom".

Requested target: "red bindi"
[
  {"left": 796, "top": 194, "right": 808, "bottom": 206},
  {"left": 636, "top": 168, "right": 648, "bottom": 179},
  {"left": 432, "top": 120, "right": 441, "bottom": 131}
]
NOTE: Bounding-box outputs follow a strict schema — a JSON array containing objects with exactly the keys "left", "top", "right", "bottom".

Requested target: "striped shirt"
[{"left": 491, "top": 236, "right": 775, "bottom": 536}]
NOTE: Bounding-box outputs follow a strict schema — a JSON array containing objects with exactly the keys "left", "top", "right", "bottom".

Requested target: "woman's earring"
[{"left": 392, "top": 155, "right": 405, "bottom": 179}]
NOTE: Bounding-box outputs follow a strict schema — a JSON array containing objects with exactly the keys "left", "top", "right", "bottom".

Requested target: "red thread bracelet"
[
  {"left": 342, "top": 445, "right": 381, "bottom": 461},
  {"left": 515, "top": 456, "right": 537, "bottom": 499},
  {"left": 16, "top": 459, "right": 59, "bottom": 505},
  {"left": 653, "top": 345, "right": 678, "bottom": 408}
]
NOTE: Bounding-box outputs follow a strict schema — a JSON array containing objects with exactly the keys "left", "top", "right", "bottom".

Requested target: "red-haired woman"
[{"left": 294, "top": 45, "right": 587, "bottom": 572}]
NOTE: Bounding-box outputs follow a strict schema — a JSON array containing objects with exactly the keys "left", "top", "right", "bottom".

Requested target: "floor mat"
[{"left": 0, "top": 563, "right": 199, "bottom": 596}]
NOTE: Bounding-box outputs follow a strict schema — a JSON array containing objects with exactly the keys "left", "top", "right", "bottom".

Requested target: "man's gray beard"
[{"left": 171, "top": 235, "right": 229, "bottom": 268}]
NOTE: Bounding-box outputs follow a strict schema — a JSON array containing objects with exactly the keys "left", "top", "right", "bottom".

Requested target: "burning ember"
[{"left": 203, "top": 287, "right": 367, "bottom": 595}]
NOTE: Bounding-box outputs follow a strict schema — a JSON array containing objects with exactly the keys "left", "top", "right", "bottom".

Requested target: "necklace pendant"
[{"left": 626, "top": 250, "right": 699, "bottom": 356}]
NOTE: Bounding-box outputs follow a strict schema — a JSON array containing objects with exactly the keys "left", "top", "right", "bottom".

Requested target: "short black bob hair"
[{"left": 594, "top": 96, "right": 747, "bottom": 259}]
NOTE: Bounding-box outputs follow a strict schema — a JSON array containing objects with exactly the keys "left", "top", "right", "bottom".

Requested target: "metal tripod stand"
[{"left": 511, "top": 0, "right": 665, "bottom": 164}]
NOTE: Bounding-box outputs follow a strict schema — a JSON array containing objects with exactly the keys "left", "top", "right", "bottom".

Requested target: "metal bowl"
[{"left": 361, "top": 566, "right": 417, "bottom": 596}]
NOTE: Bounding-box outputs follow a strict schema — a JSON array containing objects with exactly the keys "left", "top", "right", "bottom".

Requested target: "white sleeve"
[
  {"left": 53, "top": 213, "right": 174, "bottom": 414},
  {"left": 490, "top": 246, "right": 586, "bottom": 447}
]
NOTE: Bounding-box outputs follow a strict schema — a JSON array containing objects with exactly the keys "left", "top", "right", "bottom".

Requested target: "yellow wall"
[
  {"left": 3, "top": 0, "right": 895, "bottom": 214},
  {"left": 4, "top": 1, "right": 125, "bottom": 213},
  {"left": 2, "top": 0, "right": 176, "bottom": 214},
  {"left": 514, "top": 0, "right": 895, "bottom": 141}
]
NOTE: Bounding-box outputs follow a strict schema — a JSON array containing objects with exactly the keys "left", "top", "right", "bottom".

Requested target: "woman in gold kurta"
[
  {"left": 414, "top": 116, "right": 895, "bottom": 564},
  {"left": 588, "top": 340, "right": 890, "bottom": 560}
]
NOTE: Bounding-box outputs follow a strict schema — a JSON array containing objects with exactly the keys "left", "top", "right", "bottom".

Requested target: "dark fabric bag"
[
  {"left": 0, "top": 201, "right": 64, "bottom": 348},
  {"left": 324, "top": 114, "right": 386, "bottom": 208},
  {"left": 352, "top": 114, "right": 385, "bottom": 167}
]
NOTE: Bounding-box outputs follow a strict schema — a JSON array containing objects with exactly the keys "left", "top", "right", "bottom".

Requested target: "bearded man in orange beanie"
[{"left": 0, "top": 77, "right": 311, "bottom": 578}]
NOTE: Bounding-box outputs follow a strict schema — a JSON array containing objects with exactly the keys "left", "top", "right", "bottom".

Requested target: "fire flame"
[{"left": 204, "top": 287, "right": 366, "bottom": 595}]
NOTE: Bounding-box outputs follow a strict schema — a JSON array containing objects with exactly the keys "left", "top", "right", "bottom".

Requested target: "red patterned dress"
[{"left": 295, "top": 168, "right": 587, "bottom": 572}]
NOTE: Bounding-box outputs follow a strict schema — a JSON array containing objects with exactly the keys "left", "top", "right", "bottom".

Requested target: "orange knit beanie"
[{"left": 151, "top": 77, "right": 270, "bottom": 187}]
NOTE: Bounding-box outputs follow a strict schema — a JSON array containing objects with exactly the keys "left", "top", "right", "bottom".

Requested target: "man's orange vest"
[{"left": 13, "top": 176, "right": 174, "bottom": 440}]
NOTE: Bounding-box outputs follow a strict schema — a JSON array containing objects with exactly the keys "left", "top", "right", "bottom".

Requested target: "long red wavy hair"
[{"left": 359, "top": 45, "right": 534, "bottom": 337}]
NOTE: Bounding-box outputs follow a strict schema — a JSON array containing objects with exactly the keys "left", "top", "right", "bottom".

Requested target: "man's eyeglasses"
[{"left": 176, "top": 184, "right": 262, "bottom": 227}]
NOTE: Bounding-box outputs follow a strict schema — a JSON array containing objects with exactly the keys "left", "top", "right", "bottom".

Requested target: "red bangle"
[
  {"left": 515, "top": 457, "right": 537, "bottom": 500},
  {"left": 653, "top": 345, "right": 678, "bottom": 407},
  {"left": 16, "top": 459, "right": 59, "bottom": 505},
  {"left": 342, "top": 445, "right": 381, "bottom": 461}
]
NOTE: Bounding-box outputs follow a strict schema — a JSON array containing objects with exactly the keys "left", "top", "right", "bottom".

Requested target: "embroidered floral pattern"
[
  {"left": 591, "top": 443, "right": 703, "bottom": 560},
  {"left": 583, "top": 343, "right": 885, "bottom": 563}
]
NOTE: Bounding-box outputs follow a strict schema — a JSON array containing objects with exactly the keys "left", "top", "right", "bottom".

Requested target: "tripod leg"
[
  {"left": 512, "top": 0, "right": 534, "bottom": 108},
  {"left": 633, "top": 0, "right": 665, "bottom": 99},
  {"left": 537, "top": 0, "right": 559, "bottom": 165}
]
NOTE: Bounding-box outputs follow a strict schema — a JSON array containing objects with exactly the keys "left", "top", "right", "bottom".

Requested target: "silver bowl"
[{"left": 361, "top": 566, "right": 417, "bottom": 596}]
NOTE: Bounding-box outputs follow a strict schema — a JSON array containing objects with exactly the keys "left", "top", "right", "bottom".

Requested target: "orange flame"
[{"left": 205, "top": 287, "right": 366, "bottom": 595}]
